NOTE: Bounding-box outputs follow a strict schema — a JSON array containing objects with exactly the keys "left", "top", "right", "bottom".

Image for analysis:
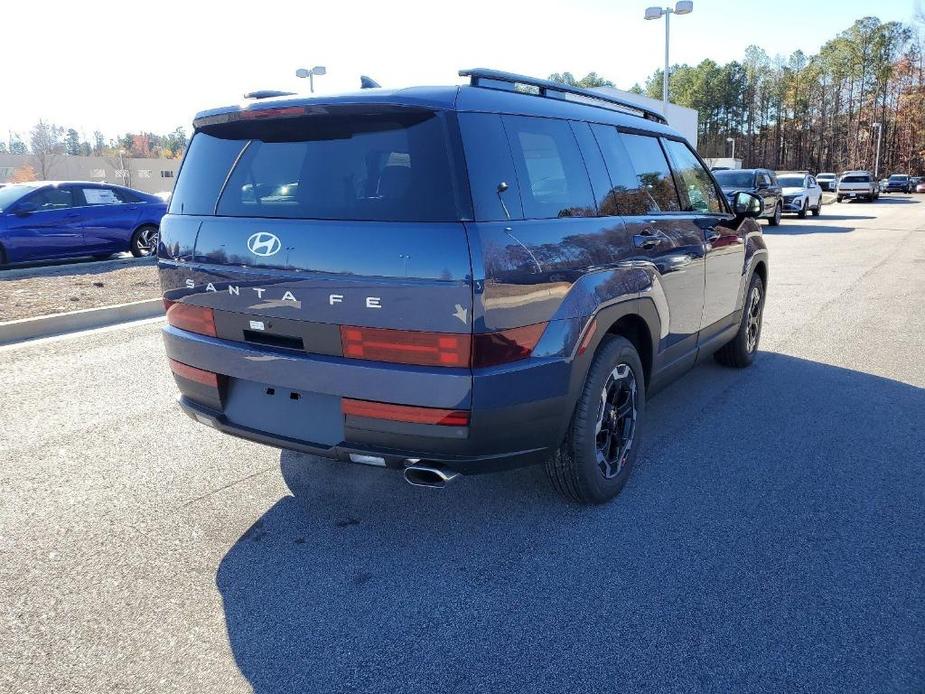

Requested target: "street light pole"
[
  {"left": 645, "top": 2, "right": 693, "bottom": 114},
  {"left": 296, "top": 65, "right": 327, "bottom": 94},
  {"left": 872, "top": 122, "right": 883, "bottom": 179}
]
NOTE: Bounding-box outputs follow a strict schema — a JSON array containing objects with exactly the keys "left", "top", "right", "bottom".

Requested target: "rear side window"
[
  {"left": 171, "top": 110, "right": 468, "bottom": 222},
  {"left": 458, "top": 113, "right": 523, "bottom": 221},
  {"left": 502, "top": 116, "right": 596, "bottom": 219},
  {"left": 662, "top": 139, "right": 722, "bottom": 213},
  {"left": 170, "top": 134, "right": 245, "bottom": 216}
]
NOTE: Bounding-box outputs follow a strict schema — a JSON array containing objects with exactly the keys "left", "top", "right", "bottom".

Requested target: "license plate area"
[{"left": 222, "top": 378, "right": 343, "bottom": 446}]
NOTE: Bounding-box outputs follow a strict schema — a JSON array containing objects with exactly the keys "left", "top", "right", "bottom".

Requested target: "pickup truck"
[{"left": 836, "top": 171, "right": 879, "bottom": 202}]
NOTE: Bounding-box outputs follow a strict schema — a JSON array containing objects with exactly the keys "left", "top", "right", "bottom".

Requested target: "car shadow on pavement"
[
  {"left": 763, "top": 223, "right": 855, "bottom": 235},
  {"left": 0, "top": 254, "right": 152, "bottom": 280},
  {"left": 216, "top": 353, "right": 924, "bottom": 693}
]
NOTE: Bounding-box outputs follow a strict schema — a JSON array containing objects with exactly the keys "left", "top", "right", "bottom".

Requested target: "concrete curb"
[{"left": 0, "top": 299, "right": 164, "bottom": 346}]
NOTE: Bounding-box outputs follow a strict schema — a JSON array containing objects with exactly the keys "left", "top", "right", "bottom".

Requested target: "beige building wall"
[{"left": 0, "top": 154, "right": 180, "bottom": 194}]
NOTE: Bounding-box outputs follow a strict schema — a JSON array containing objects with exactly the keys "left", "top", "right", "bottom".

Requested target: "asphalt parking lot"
[{"left": 2, "top": 196, "right": 923, "bottom": 693}]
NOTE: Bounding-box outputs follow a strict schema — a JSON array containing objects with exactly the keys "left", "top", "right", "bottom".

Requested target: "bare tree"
[{"left": 29, "top": 120, "right": 65, "bottom": 180}]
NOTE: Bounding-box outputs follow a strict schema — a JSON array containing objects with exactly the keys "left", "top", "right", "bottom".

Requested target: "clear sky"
[{"left": 2, "top": 0, "right": 919, "bottom": 143}]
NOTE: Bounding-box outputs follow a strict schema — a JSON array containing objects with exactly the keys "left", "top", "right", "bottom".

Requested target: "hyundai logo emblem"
[{"left": 247, "top": 232, "right": 282, "bottom": 257}]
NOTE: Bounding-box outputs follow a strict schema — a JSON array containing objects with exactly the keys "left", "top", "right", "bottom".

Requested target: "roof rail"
[{"left": 459, "top": 68, "right": 668, "bottom": 125}]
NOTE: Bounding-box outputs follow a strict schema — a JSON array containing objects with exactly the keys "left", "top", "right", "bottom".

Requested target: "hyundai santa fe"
[{"left": 158, "top": 69, "right": 768, "bottom": 504}]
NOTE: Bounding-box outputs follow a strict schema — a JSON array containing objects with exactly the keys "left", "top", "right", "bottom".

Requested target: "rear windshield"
[
  {"left": 170, "top": 108, "right": 470, "bottom": 222},
  {"left": 841, "top": 174, "right": 870, "bottom": 183},
  {"left": 712, "top": 170, "right": 754, "bottom": 188}
]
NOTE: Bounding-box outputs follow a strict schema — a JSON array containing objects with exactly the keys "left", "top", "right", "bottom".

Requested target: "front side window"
[
  {"left": 27, "top": 187, "right": 74, "bottom": 211},
  {"left": 662, "top": 139, "right": 722, "bottom": 213},
  {"left": 591, "top": 124, "right": 659, "bottom": 215},
  {"left": 616, "top": 132, "right": 681, "bottom": 213},
  {"left": 502, "top": 116, "right": 596, "bottom": 219}
]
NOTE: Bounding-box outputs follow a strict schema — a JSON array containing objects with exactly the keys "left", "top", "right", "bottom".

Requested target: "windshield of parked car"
[
  {"left": 888, "top": 175, "right": 908, "bottom": 181},
  {"left": 777, "top": 175, "right": 805, "bottom": 188},
  {"left": 0, "top": 184, "right": 38, "bottom": 212},
  {"left": 712, "top": 170, "right": 755, "bottom": 188}
]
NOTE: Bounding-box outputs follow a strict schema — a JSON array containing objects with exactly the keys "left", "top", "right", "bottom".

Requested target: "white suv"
[
  {"left": 836, "top": 171, "right": 879, "bottom": 203},
  {"left": 777, "top": 171, "right": 823, "bottom": 217}
]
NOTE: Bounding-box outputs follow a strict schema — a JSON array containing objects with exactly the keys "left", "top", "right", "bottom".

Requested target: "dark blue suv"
[
  {"left": 0, "top": 182, "right": 166, "bottom": 264},
  {"left": 159, "top": 69, "right": 768, "bottom": 504}
]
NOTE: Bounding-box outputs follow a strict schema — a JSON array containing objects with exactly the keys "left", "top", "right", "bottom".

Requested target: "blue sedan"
[{"left": 0, "top": 181, "right": 167, "bottom": 265}]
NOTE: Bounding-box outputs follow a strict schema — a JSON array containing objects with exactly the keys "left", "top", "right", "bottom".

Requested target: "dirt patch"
[{"left": 0, "top": 264, "right": 160, "bottom": 322}]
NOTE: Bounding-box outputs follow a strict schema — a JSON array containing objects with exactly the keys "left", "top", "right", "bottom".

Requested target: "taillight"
[
  {"left": 342, "top": 398, "right": 469, "bottom": 426},
  {"left": 340, "top": 326, "right": 470, "bottom": 367},
  {"left": 168, "top": 359, "right": 220, "bottom": 387},
  {"left": 166, "top": 302, "right": 216, "bottom": 337},
  {"left": 472, "top": 323, "right": 546, "bottom": 368},
  {"left": 338, "top": 323, "right": 547, "bottom": 368}
]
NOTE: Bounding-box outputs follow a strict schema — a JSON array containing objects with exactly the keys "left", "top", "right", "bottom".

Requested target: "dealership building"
[{"left": 0, "top": 153, "right": 179, "bottom": 195}]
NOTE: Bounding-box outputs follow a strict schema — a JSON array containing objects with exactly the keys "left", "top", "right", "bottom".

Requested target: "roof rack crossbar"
[{"left": 459, "top": 68, "right": 668, "bottom": 125}]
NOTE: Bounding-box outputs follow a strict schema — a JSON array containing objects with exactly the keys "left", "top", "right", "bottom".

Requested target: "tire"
[
  {"left": 797, "top": 199, "right": 807, "bottom": 218},
  {"left": 767, "top": 202, "right": 782, "bottom": 226},
  {"left": 545, "top": 335, "right": 645, "bottom": 505},
  {"left": 714, "top": 273, "right": 765, "bottom": 368},
  {"left": 836, "top": 195, "right": 843, "bottom": 203},
  {"left": 811, "top": 199, "right": 821, "bottom": 216},
  {"left": 130, "top": 225, "right": 159, "bottom": 257}
]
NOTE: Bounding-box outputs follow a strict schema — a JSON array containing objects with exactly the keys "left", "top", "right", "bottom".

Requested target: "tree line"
[{"left": 553, "top": 15, "right": 925, "bottom": 176}]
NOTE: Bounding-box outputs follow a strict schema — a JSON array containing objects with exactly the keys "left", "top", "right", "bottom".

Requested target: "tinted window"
[
  {"left": 28, "top": 187, "right": 74, "bottom": 211},
  {"left": 616, "top": 132, "right": 681, "bottom": 212},
  {"left": 591, "top": 124, "right": 659, "bottom": 215},
  {"left": 662, "top": 139, "right": 722, "bottom": 213},
  {"left": 758, "top": 172, "right": 772, "bottom": 187},
  {"left": 172, "top": 110, "right": 468, "bottom": 222},
  {"left": 841, "top": 174, "right": 871, "bottom": 183},
  {"left": 713, "top": 170, "right": 755, "bottom": 188},
  {"left": 502, "top": 115, "right": 595, "bottom": 219},
  {"left": 458, "top": 113, "right": 523, "bottom": 221},
  {"left": 170, "top": 133, "right": 245, "bottom": 215}
]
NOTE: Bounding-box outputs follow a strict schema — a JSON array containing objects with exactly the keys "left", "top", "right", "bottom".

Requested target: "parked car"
[
  {"left": 836, "top": 171, "right": 879, "bottom": 202},
  {"left": 883, "top": 174, "right": 912, "bottom": 193},
  {"left": 0, "top": 181, "right": 166, "bottom": 265},
  {"left": 815, "top": 172, "right": 837, "bottom": 191},
  {"left": 916, "top": 180, "right": 925, "bottom": 193},
  {"left": 776, "top": 171, "right": 823, "bottom": 217},
  {"left": 158, "top": 68, "right": 769, "bottom": 505},
  {"left": 712, "top": 168, "right": 783, "bottom": 225}
]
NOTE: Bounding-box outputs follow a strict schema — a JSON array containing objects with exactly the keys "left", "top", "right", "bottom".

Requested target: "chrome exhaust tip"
[{"left": 403, "top": 464, "right": 460, "bottom": 488}]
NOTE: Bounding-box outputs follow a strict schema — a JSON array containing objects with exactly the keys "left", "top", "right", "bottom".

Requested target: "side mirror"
[
  {"left": 14, "top": 201, "right": 38, "bottom": 216},
  {"left": 733, "top": 191, "right": 762, "bottom": 218}
]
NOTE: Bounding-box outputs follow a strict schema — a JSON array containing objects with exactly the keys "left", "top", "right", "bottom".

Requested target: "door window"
[
  {"left": 662, "top": 139, "right": 722, "bottom": 213},
  {"left": 27, "top": 187, "right": 74, "bottom": 211},
  {"left": 502, "top": 115, "right": 596, "bottom": 219},
  {"left": 591, "top": 124, "right": 659, "bottom": 215},
  {"left": 82, "top": 188, "right": 124, "bottom": 205},
  {"left": 615, "top": 132, "right": 681, "bottom": 212},
  {"left": 758, "top": 172, "right": 771, "bottom": 187}
]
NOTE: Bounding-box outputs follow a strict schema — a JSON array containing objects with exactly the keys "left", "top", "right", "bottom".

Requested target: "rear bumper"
[{"left": 163, "top": 325, "right": 571, "bottom": 474}]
